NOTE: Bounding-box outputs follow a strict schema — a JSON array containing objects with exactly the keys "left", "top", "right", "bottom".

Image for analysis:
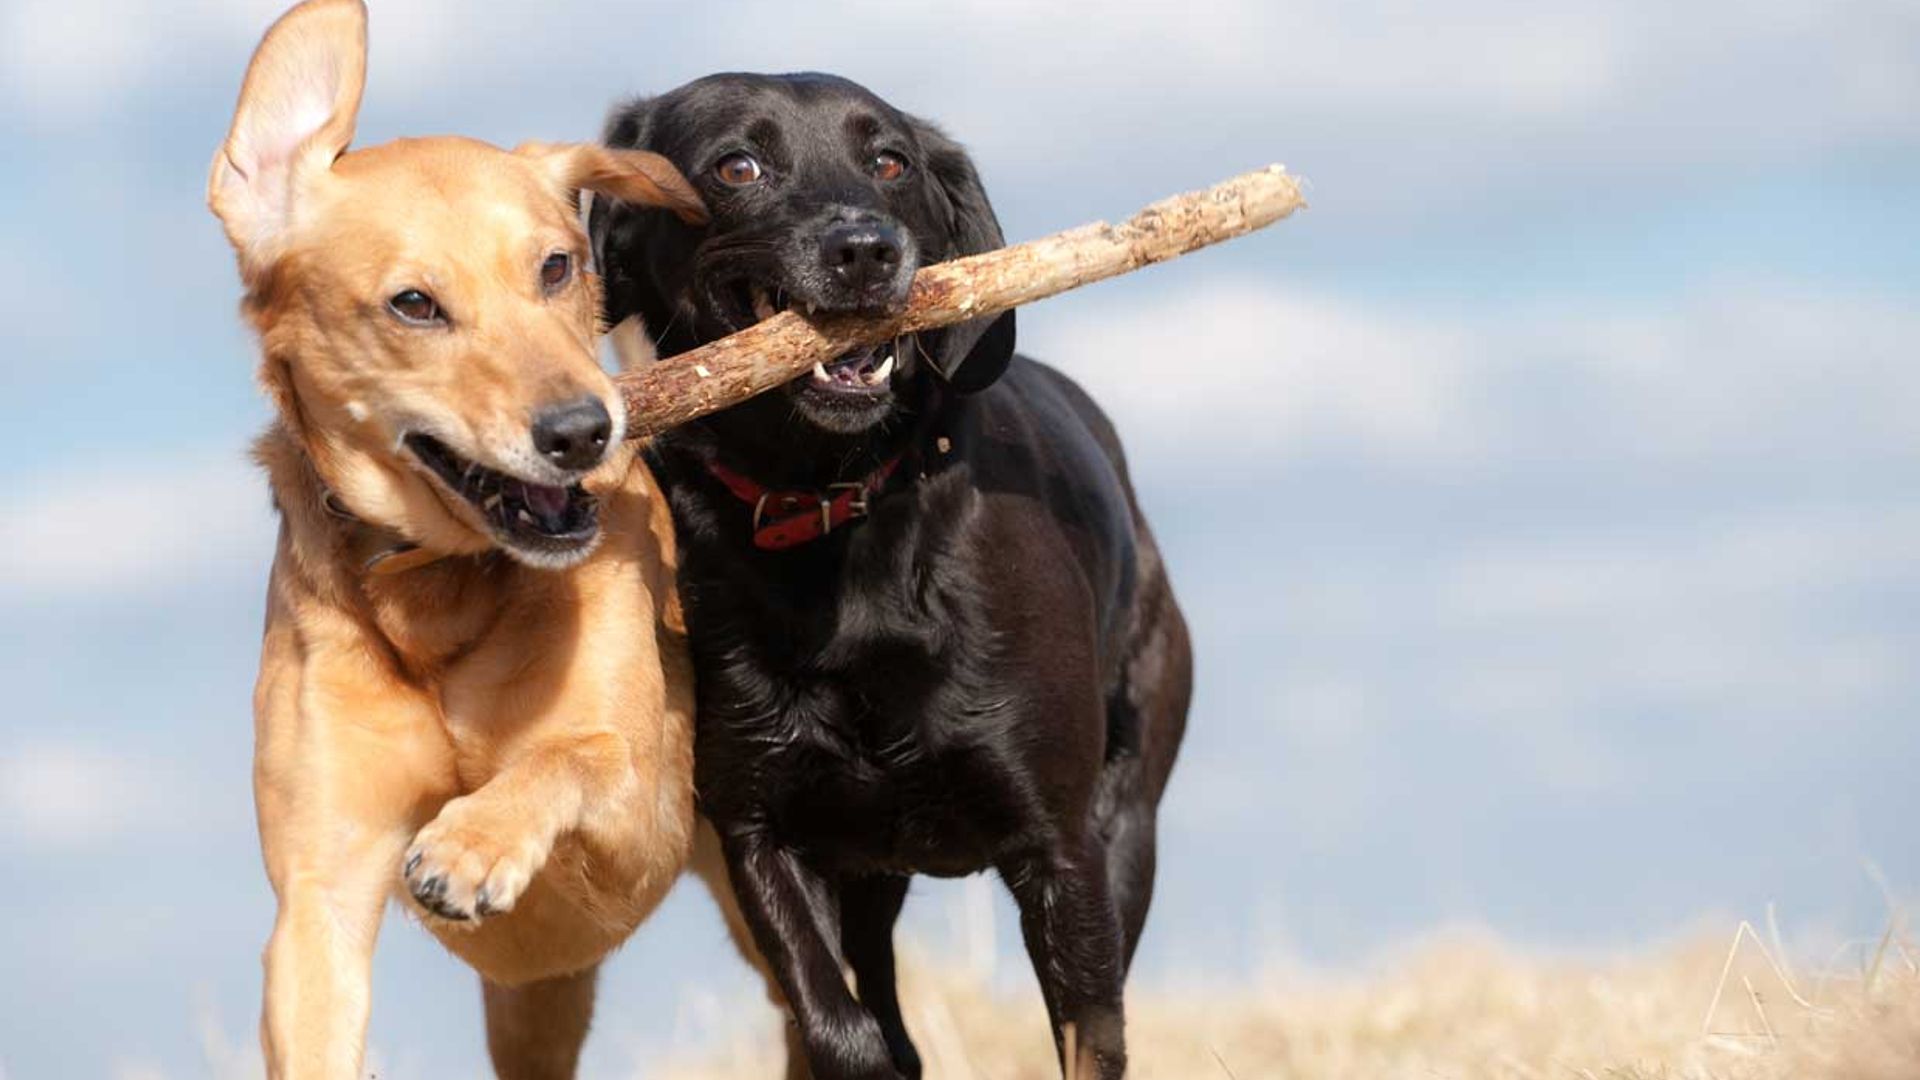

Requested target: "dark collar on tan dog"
[{"left": 318, "top": 486, "right": 448, "bottom": 576}]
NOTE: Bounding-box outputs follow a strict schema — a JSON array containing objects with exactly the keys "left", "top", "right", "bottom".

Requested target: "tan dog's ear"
[
  {"left": 520, "top": 143, "right": 709, "bottom": 227},
  {"left": 208, "top": 0, "right": 367, "bottom": 274}
]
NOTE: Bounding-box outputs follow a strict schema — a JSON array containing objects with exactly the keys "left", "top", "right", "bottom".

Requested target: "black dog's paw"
[{"left": 806, "top": 1012, "right": 904, "bottom": 1080}]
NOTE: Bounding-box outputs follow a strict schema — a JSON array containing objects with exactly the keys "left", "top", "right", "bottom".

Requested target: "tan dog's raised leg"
[
  {"left": 255, "top": 585, "right": 455, "bottom": 1080},
  {"left": 401, "top": 734, "right": 625, "bottom": 922},
  {"left": 401, "top": 733, "right": 635, "bottom": 921},
  {"left": 483, "top": 965, "right": 599, "bottom": 1080},
  {"left": 399, "top": 555, "right": 687, "bottom": 929}
]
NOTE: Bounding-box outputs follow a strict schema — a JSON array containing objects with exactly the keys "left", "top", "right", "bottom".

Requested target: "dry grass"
[{"left": 659, "top": 923, "right": 1920, "bottom": 1080}]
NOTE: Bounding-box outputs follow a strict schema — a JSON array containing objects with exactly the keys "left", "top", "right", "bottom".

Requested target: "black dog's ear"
[
  {"left": 914, "top": 120, "right": 1016, "bottom": 394},
  {"left": 589, "top": 97, "right": 669, "bottom": 329}
]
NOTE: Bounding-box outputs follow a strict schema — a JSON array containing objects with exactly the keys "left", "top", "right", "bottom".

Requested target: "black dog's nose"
[
  {"left": 821, "top": 221, "right": 904, "bottom": 294},
  {"left": 531, "top": 397, "right": 613, "bottom": 472}
]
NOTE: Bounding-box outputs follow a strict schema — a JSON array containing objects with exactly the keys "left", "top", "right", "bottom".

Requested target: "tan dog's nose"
[{"left": 532, "top": 397, "right": 613, "bottom": 472}]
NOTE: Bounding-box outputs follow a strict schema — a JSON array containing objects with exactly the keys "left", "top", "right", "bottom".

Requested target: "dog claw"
[
  {"left": 405, "top": 868, "right": 475, "bottom": 922},
  {"left": 402, "top": 795, "right": 547, "bottom": 925}
]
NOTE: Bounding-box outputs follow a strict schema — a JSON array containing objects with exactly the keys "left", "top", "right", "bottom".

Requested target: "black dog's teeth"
[{"left": 808, "top": 339, "right": 899, "bottom": 390}]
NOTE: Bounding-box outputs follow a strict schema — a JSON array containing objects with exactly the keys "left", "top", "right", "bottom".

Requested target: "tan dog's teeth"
[
  {"left": 751, "top": 286, "right": 775, "bottom": 321},
  {"left": 864, "top": 354, "right": 895, "bottom": 386},
  {"left": 483, "top": 493, "right": 502, "bottom": 512},
  {"left": 813, "top": 362, "right": 831, "bottom": 383},
  {"left": 516, "top": 509, "right": 536, "bottom": 525},
  {"left": 805, "top": 301, "right": 817, "bottom": 316}
]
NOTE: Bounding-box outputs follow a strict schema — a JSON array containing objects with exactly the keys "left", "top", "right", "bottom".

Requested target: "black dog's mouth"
[
  {"left": 403, "top": 433, "right": 600, "bottom": 559},
  {"left": 807, "top": 341, "right": 897, "bottom": 394},
  {"left": 725, "top": 280, "right": 900, "bottom": 397}
]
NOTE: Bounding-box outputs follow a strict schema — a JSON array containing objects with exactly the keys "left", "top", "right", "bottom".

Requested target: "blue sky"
[{"left": 2, "top": 1, "right": 1917, "bottom": 1077}]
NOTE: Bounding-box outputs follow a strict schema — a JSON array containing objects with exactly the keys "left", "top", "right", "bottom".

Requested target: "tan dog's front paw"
[{"left": 402, "top": 795, "right": 547, "bottom": 923}]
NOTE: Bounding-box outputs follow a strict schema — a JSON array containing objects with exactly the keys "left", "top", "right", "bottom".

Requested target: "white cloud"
[
  {"left": 0, "top": 0, "right": 466, "bottom": 124},
  {"left": 1426, "top": 507, "right": 1920, "bottom": 715},
  {"left": 0, "top": 741, "right": 159, "bottom": 849},
  {"left": 1248, "top": 504, "right": 1920, "bottom": 728},
  {"left": 1032, "top": 283, "right": 1485, "bottom": 466},
  {"left": 1034, "top": 278, "right": 1920, "bottom": 470},
  {"left": 1, "top": 0, "right": 156, "bottom": 119},
  {"left": 1166, "top": 498, "right": 1920, "bottom": 835},
  {"left": 1551, "top": 287, "right": 1920, "bottom": 461},
  {"left": 9, "top": 0, "right": 1914, "bottom": 169},
  {"left": 1435, "top": 509, "right": 1920, "bottom": 626},
  {"left": 0, "top": 454, "right": 274, "bottom": 597}
]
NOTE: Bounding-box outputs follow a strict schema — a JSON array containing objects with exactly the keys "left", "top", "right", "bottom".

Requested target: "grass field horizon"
[
  {"left": 103, "top": 870, "right": 1920, "bottom": 1079},
  {"left": 660, "top": 915, "right": 1920, "bottom": 1079}
]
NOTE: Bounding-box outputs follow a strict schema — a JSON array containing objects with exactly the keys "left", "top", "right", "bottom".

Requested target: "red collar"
[{"left": 705, "top": 456, "right": 903, "bottom": 550}]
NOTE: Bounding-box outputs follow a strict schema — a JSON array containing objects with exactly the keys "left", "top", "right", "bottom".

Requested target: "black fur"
[{"left": 594, "top": 73, "right": 1191, "bottom": 1080}]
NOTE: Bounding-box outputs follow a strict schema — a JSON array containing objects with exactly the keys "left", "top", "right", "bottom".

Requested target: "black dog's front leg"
[
  {"left": 1002, "top": 841, "right": 1129, "bottom": 1079},
  {"left": 841, "top": 874, "right": 920, "bottom": 1079},
  {"left": 724, "top": 834, "right": 900, "bottom": 1080}
]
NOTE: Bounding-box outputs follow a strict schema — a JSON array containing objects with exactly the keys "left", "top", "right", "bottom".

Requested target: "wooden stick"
[{"left": 618, "top": 163, "right": 1306, "bottom": 437}]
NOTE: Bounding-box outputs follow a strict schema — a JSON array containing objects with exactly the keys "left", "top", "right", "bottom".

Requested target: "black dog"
[{"left": 592, "top": 74, "right": 1190, "bottom": 1080}]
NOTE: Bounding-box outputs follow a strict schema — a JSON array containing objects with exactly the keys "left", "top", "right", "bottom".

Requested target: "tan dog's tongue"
[{"left": 525, "top": 484, "right": 570, "bottom": 518}]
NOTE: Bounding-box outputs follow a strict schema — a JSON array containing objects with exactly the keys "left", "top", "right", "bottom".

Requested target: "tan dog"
[{"left": 208, "top": 2, "right": 710, "bottom": 1076}]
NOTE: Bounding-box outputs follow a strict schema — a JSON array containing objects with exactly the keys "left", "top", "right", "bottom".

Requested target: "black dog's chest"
[
  {"left": 685, "top": 487, "right": 1033, "bottom": 876},
  {"left": 770, "top": 692, "right": 1017, "bottom": 877},
  {"left": 740, "top": 617, "right": 1025, "bottom": 876}
]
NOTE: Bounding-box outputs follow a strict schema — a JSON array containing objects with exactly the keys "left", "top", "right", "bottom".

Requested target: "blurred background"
[{"left": 2, "top": 0, "right": 1916, "bottom": 1076}]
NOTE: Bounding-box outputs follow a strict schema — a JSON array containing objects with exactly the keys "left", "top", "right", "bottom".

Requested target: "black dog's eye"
[
  {"left": 540, "top": 252, "right": 572, "bottom": 292},
  {"left": 870, "top": 151, "right": 909, "bottom": 182},
  {"left": 388, "top": 289, "right": 442, "bottom": 325},
  {"left": 714, "top": 153, "right": 764, "bottom": 186}
]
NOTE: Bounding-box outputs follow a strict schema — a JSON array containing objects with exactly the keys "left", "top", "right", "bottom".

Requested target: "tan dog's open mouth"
[{"left": 404, "top": 433, "right": 601, "bottom": 562}]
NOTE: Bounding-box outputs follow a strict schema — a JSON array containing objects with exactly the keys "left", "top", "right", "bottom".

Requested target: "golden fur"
[{"left": 209, "top": 2, "right": 711, "bottom": 1076}]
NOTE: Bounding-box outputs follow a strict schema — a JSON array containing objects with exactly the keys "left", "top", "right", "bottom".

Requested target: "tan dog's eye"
[
  {"left": 541, "top": 252, "right": 572, "bottom": 292},
  {"left": 714, "top": 153, "right": 763, "bottom": 186},
  {"left": 871, "top": 152, "right": 908, "bottom": 182},
  {"left": 388, "top": 289, "right": 443, "bottom": 325}
]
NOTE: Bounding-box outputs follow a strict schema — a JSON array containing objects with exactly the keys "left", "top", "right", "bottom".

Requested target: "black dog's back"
[
  {"left": 960, "top": 361, "right": 1140, "bottom": 655},
  {"left": 975, "top": 358, "right": 1193, "bottom": 958},
  {"left": 962, "top": 355, "right": 1190, "bottom": 772}
]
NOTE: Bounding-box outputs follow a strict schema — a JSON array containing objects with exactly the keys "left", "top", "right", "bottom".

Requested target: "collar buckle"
[{"left": 827, "top": 481, "right": 872, "bottom": 520}]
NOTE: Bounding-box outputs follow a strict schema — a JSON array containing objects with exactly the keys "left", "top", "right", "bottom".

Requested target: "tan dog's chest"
[{"left": 257, "top": 438, "right": 697, "bottom": 991}]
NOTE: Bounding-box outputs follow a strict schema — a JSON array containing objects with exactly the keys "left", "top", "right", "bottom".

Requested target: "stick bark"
[{"left": 618, "top": 163, "right": 1305, "bottom": 437}]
